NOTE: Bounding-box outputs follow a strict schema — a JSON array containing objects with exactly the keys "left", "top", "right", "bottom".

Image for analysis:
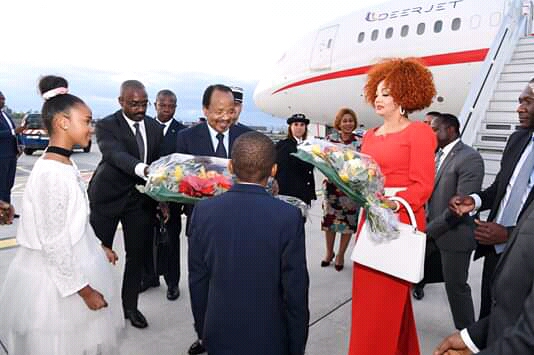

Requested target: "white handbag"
[{"left": 350, "top": 196, "right": 426, "bottom": 283}]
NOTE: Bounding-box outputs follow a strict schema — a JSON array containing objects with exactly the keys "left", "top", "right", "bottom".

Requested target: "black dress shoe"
[
  {"left": 188, "top": 340, "right": 206, "bottom": 355},
  {"left": 167, "top": 286, "right": 180, "bottom": 301},
  {"left": 124, "top": 309, "right": 148, "bottom": 328},
  {"left": 139, "top": 277, "right": 160, "bottom": 293},
  {"left": 412, "top": 286, "right": 425, "bottom": 300}
]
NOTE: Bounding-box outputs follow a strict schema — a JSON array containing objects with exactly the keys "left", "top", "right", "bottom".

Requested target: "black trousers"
[
  {"left": 164, "top": 203, "right": 182, "bottom": 287},
  {"left": 144, "top": 203, "right": 182, "bottom": 287},
  {"left": 479, "top": 251, "right": 500, "bottom": 319},
  {"left": 0, "top": 157, "right": 16, "bottom": 203},
  {"left": 90, "top": 196, "right": 155, "bottom": 311}
]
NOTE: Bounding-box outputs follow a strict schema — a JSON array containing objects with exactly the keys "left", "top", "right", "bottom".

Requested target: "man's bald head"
[
  {"left": 120, "top": 80, "right": 145, "bottom": 96},
  {"left": 118, "top": 80, "right": 148, "bottom": 121}
]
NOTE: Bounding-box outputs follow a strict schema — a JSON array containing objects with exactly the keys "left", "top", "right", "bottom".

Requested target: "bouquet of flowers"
[
  {"left": 139, "top": 153, "right": 309, "bottom": 216},
  {"left": 293, "top": 139, "right": 399, "bottom": 241},
  {"left": 140, "top": 153, "right": 233, "bottom": 204}
]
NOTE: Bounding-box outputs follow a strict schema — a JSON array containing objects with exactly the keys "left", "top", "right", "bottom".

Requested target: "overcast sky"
[{"left": 2, "top": 0, "right": 388, "bottom": 126}]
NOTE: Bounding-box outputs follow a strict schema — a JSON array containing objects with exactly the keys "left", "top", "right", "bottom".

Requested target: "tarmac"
[{"left": 0, "top": 146, "right": 484, "bottom": 355}]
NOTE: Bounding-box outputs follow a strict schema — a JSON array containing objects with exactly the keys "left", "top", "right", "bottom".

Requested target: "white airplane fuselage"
[{"left": 254, "top": 0, "right": 508, "bottom": 127}]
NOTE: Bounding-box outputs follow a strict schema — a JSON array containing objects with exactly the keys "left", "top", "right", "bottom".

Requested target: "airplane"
[{"left": 253, "top": 0, "right": 520, "bottom": 128}]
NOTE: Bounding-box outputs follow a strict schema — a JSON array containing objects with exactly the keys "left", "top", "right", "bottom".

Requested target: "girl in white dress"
[{"left": 0, "top": 76, "right": 124, "bottom": 355}]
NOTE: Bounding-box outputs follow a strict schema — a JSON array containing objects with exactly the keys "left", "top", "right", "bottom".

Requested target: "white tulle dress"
[{"left": 0, "top": 158, "right": 124, "bottom": 355}]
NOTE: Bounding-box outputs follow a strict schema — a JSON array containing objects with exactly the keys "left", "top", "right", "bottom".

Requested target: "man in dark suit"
[
  {"left": 419, "top": 113, "right": 484, "bottom": 329},
  {"left": 140, "top": 89, "right": 186, "bottom": 300},
  {"left": 189, "top": 131, "right": 309, "bottom": 355},
  {"left": 450, "top": 78, "right": 534, "bottom": 319},
  {"left": 176, "top": 84, "right": 250, "bottom": 354},
  {"left": 0, "top": 91, "right": 24, "bottom": 205},
  {"left": 434, "top": 200, "right": 534, "bottom": 355},
  {"left": 176, "top": 84, "right": 250, "bottom": 157},
  {"left": 88, "top": 80, "right": 163, "bottom": 328}
]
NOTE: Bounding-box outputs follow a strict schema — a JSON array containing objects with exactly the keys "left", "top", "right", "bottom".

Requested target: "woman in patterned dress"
[{"left": 321, "top": 108, "right": 361, "bottom": 271}]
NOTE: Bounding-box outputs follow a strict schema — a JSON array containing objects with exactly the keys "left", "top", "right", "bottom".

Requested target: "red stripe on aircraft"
[{"left": 272, "top": 48, "right": 489, "bottom": 95}]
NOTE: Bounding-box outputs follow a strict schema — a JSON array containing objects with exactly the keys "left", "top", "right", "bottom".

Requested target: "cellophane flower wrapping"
[
  {"left": 140, "top": 153, "right": 309, "bottom": 215},
  {"left": 141, "top": 153, "right": 233, "bottom": 204},
  {"left": 293, "top": 139, "right": 399, "bottom": 241}
]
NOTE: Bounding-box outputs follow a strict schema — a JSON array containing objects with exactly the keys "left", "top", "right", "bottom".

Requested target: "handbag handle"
[{"left": 388, "top": 196, "right": 418, "bottom": 230}]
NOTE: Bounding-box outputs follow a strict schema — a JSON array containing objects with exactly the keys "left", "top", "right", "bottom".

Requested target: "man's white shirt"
[
  {"left": 470, "top": 133, "right": 534, "bottom": 253},
  {"left": 206, "top": 123, "right": 229, "bottom": 157},
  {"left": 122, "top": 113, "right": 148, "bottom": 179}
]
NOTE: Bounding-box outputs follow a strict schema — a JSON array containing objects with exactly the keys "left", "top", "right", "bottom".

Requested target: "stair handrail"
[
  {"left": 459, "top": 0, "right": 528, "bottom": 146},
  {"left": 523, "top": 0, "right": 533, "bottom": 35}
]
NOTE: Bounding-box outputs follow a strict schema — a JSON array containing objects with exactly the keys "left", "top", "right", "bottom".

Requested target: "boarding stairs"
[{"left": 460, "top": 0, "right": 534, "bottom": 188}]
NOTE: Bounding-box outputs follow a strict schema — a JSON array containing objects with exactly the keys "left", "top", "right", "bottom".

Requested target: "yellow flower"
[
  {"left": 150, "top": 167, "right": 167, "bottom": 184},
  {"left": 311, "top": 145, "right": 322, "bottom": 156},
  {"left": 198, "top": 166, "right": 207, "bottom": 179},
  {"left": 339, "top": 173, "right": 350, "bottom": 182},
  {"left": 174, "top": 166, "right": 184, "bottom": 182},
  {"left": 344, "top": 150, "right": 355, "bottom": 160}
]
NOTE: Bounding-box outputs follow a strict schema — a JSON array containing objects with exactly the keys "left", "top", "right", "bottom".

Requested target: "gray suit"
[
  {"left": 426, "top": 141, "right": 484, "bottom": 329},
  {"left": 467, "top": 201, "right": 534, "bottom": 354}
]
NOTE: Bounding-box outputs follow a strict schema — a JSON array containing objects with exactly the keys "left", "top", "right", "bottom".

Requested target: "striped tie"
[{"left": 435, "top": 148, "right": 444, "bottom": 173}]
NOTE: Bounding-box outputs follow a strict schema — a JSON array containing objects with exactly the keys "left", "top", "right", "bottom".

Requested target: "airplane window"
[
  {"left": 490, "top": 12, "right": 501, "bottom": 27},
  {"left": 358, "top": 32, "right": 365, "bottom": 43},
  {"left": 371, "top": 29, "right": 379, "bottom": 41},
  {"left": 386, "top": 27, "right": 393, "bottom": 39},
  {"left": 451, "top": 18, "right": 461, "bottom": 31},
  {"left": 401, "top": 25, "right": 409, "bottom": 37},
  {"left": 434, "top": 20, "right": 443, "bottom": 33},
  {"left": 417, "top": 23, "right": 425, "bottom": 35},
  {"left": 470, "top": 15, "right": 481, "bottom": 29}
]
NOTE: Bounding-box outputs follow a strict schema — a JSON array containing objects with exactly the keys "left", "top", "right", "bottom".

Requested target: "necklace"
[{"left": 46, "top": 146, "right": 73, "bottom": 158}]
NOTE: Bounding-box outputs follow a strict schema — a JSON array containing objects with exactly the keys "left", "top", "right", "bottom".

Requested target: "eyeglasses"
[{"left": 125, "top": 100, "right": 150, "bottom": 109}]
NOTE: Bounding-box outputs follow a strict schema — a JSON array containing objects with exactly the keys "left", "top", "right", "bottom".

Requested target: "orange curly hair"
[{"left": 363, "top": 58, "right": 436, "bottom": 114}]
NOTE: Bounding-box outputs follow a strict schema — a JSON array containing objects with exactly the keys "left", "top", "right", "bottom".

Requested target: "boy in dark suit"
[
  {"left": 188, "top": 131, "right": 309, "bottom": 355},
  {"left": 178, "top": 84, "right": 251, "bottom": 354}
]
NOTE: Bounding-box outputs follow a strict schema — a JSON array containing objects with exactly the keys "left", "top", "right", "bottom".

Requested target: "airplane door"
[{"left": 310, "top": 25, "right": 339, "bottom": 71}]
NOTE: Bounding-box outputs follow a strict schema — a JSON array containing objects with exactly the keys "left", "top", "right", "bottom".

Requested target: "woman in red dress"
[{"left": 348, "top": 58, "right": 437, "bottom": 355}]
